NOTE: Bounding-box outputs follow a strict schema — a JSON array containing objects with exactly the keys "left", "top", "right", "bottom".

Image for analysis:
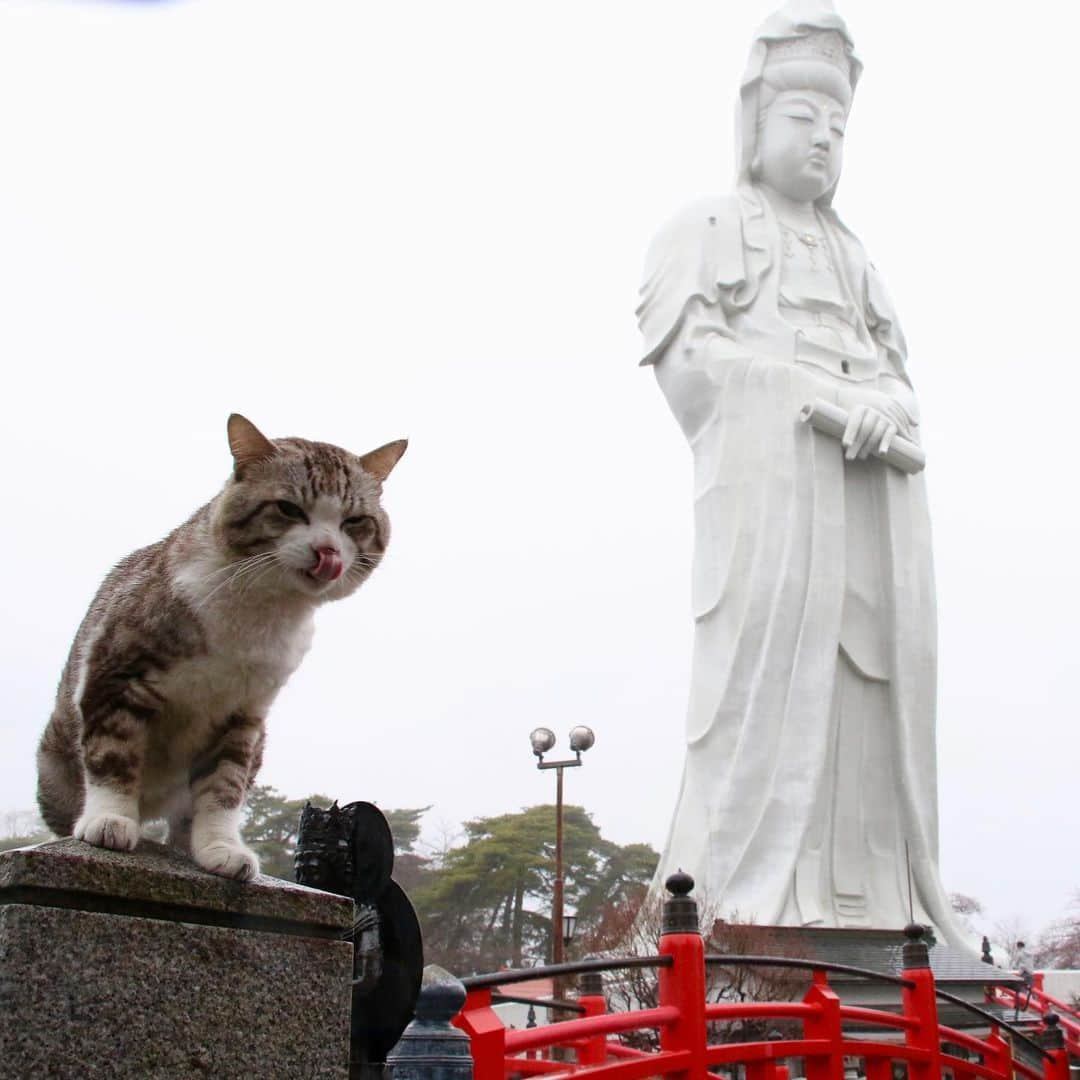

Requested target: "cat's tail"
[{"left": 36, "top": 709, "right": 85, "bottom": 837}]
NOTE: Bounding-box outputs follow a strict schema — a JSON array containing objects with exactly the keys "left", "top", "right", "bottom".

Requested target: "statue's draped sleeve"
[
  {"left": 637, "top": 196, "right": 754, "bottom": 369},
  {"left": 636, "top": 195, "right": 781, "bottom": 448}
]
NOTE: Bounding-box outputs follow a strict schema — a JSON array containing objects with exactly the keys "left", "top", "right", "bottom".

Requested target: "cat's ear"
[
  {"left": 227, "top": 414, "right": 277, "bottom": 478},
  {"left": 358, "top": 439, "right": 408, "bottom": 482}
]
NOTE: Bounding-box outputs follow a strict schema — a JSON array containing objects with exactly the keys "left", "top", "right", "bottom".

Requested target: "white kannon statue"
[{"left": 638, "top": 0, "right": 970, "bottom": 945}]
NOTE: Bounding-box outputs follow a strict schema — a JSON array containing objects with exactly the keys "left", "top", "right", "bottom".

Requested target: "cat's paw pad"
[
  {"left": 74, "top": 813, "right": 141, "bottom": 852},
  {"left": 193, "top": 839, "right": 259, "bottom": 881}
]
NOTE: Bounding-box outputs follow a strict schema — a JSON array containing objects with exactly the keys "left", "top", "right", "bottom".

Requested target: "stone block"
[{"left": 0, "top": 839, "right": 355, "bottom": 1078}]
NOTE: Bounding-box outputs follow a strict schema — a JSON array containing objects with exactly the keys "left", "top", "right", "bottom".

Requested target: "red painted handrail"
[
  {"left": 561, "top": 1051, "right": 693, "bottom": 1080},
  {"left": 703, "top": 1001, "right": 821, "bottom": 1022},
  {"left": 503, "top": 1008, "right": 680, "bottom": 1053},
  {"left": 989, "top": 984, "right": 1080, "bottom": 1057},
  {"left": 1031, "top": 974, "right": 1080, "bottom": 1021},
  {"left": 455, "top": 927, "right": 1071, "bottom": 1080},
  {"left": 839, "top": 1005, "right": 919, "bottom": 1031}
]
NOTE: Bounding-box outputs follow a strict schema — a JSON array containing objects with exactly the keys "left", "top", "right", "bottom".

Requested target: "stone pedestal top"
[{"left": 0, "top": 838, "right": 354, "bottom": 934}]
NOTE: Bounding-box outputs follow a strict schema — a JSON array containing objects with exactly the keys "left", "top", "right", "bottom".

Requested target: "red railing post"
[
  {"left": 658, "top": 871, "right": 707, "bottom": 1080},
  {"left": 1045, "top": 1046, "right": 1071, "bottom": 1080},
  {"left": 801, "top": 971, "right": 845, "bottom": 1080},
  {"left": 577, "top": 969, "right": 609, "bottom": 1066},
  {"left": 863, "top": 1058, "right": 892, "bottom": 1080},
  {"left": 452, "top": 987, "right": 506, "bottom": 1080},
  {"left": 982, "top": 1025, "right": 1014, "bottom": 1079},
  {"left": 900, "top": 924, "right": 943, "bottom": 1080},
  {"left": 746, "top": 1055, "right": 791, "bottom": 1080},
  {"left": 1040, "top": 1014, "right": 1071, "bottom": 1080}
]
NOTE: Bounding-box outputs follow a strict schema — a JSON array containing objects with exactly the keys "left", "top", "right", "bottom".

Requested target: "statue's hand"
[
  {"left": 841, "top": 404, "right": 896, "bottom": 461},
  {"left": 836, "top": 389, "right": 913, "bottom": 461}
]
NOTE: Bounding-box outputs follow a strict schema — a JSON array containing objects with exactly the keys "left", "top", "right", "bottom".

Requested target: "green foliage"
[
  {"left": 383, "top": 807, "right": 431, "bottom": 855},
  {"left": 411, "top": 804, "right": 657, "bottom": 974},
  {"left": 240, "top": 790, "right": 659, "bottom": 977},
  {"left": 242, "top": 784, "right": 332, "bottom": 880}
]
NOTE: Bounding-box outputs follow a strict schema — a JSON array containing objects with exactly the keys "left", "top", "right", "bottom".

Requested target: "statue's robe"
[{"left": 639, "top": 187, "right": 967, "bottom": 942}]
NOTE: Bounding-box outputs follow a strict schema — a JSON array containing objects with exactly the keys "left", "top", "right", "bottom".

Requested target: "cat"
[{"left": 36, "top": 414, "right": 407, "bottom": 881}]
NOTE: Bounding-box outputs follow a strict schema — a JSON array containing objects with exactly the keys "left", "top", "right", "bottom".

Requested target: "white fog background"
[{"left": 1, "top": 0, "right": 1076, "bottom": 939}]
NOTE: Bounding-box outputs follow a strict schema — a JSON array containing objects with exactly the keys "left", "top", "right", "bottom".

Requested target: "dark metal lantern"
[{"left": 295, "top": 800, "right": 424, "bottom": 1078}]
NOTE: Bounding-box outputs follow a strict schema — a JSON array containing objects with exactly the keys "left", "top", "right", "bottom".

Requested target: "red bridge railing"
[
  {"left": 451, "top": 874, "right": 1071, "bottom": 1080},
  {"left": 989, "top": 976, "right": 1080, "bottom": 1058}
]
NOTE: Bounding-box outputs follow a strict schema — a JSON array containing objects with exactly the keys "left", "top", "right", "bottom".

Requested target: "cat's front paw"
[
  {"left": 74, "top": 812, "right": 141, "bottom": 852},
  {"left": 193, "top": 839, "right": 259, "bottom": 881}
]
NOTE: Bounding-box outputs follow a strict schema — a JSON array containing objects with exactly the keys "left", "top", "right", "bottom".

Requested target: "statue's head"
[{"left": 737, "top": 1, "right": 861, "bottom": 206}]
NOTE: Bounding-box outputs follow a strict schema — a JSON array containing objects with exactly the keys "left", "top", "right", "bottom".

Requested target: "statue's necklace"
[
  {"left": 779, "top": 219, "right": 820, "bottom": 248},
  {"left": 779, "top": 220, "right": 832, "bottom": 272}
]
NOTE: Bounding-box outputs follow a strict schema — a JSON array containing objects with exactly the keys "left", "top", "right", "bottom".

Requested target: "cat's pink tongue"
[{"left": 309, "top": 547, "right": 344, "bottom": 582}]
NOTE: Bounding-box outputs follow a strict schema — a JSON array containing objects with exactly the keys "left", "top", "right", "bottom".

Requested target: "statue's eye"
[
  {"left": 276, "top": 500, "right": 308, "bottom": 522},
  {"left": 343, "top": 514, "right": 374, "bottom": 531}
]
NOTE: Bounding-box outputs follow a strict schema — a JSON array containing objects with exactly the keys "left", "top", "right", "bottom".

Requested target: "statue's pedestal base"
[
  {"left": 722, "top": 925, "right": 1024, "bottom": 1025},
  {"left": 0, "top": 839, "right": 355, "bottom": 1078}
]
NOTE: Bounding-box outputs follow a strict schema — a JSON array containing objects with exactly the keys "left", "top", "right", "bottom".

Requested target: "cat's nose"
[{"left": 309, "top": 545, "right": 344, "bottom": 582}]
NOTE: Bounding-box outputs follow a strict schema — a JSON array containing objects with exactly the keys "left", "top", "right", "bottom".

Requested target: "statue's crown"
[{"left": 766, "top": 29, "right": 852, "bottom": 82}]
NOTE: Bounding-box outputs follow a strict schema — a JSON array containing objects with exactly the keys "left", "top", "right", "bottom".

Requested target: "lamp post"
[{"left": 529, "top": 725, "right": 595, "bottom": 972}]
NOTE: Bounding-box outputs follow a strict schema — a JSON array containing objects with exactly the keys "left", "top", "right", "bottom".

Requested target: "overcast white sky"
[{"left": 1, "top": 0, "right": 1077, "bottom": 940}]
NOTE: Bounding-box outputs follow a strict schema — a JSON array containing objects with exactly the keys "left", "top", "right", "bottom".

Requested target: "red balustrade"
[
  {"left": 452, "top": 888, "right": 1071, "bottom": 1080},
  {"left": 988, "top": 979, "right": 1080, "bottom": 1058}
]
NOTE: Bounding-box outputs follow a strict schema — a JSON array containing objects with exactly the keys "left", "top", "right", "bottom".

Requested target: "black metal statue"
[{"left": 295, "top": 800, "right": 424, "bottom": 1079}]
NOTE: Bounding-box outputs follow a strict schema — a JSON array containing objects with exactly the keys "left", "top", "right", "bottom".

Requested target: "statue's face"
[{"left": 756, "top": 89, "right": 846, "bottom": 203}]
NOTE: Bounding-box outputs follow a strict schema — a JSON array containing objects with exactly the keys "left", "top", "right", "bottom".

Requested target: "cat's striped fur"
[{"left": 37, "top": 414, "right": 406, "bottom": 880}]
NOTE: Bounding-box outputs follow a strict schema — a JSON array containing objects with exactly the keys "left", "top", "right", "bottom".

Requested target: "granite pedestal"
[{"left": 0, "top": 839, "right": 355, "bottom": 1079}]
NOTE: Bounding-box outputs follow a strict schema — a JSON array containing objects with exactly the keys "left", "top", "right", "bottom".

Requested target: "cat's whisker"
[
  {"left": 236, "top": 558, "right": 284, "bottom": 599},
  {"left": 193, "top": 553, "right": 280, "bottom": 610},
  {"left": 197, "top": 550, "right": 276, "bottom": 583},
  {"left": 228, "top": 554, "right": 279, "bottom": 585},
  {"left": 229, "top": 556, "right": 278, "bottom": 595},
  {"left": 191, "top": 552, "right": 277, "bottom": 594},
  {"left": 195, "top": 559, "right": 257, "bottom": 586},
  {"left": 194, "top": 570, "right": 249, "bottom": 611}
]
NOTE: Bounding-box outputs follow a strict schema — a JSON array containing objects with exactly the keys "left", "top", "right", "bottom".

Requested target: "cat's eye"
[
  {"left": 343, "top": 514, "right": 374, "bottom": 531},
  {"left": 276, "top": 500, "right": 308, "bottom": 522}
]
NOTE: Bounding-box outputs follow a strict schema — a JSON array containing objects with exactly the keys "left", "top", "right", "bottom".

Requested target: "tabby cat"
[{"left": 36, "top": 414, "right": 407, "bottom": 880}]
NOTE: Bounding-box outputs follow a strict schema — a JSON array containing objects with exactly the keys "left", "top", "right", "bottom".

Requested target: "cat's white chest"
[{"left": 164, "top": 613, "right": 315, "bottom": 721}]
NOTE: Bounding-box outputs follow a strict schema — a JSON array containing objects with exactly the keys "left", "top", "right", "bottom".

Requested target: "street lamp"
[
  {"left": 529, "top": 725, "right": 595, "bottom": 969},
  {"left": 563, "top": 911, "right": 577, "bottom": 948}
]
